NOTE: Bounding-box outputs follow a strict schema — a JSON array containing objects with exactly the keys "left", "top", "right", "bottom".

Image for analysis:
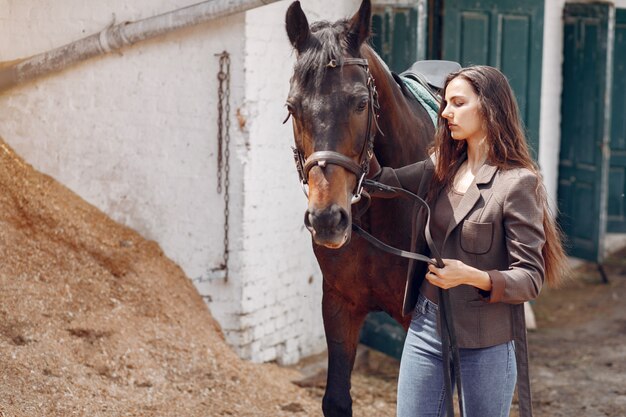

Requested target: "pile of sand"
[{"left": 0, "top": 138, "right": 319, "bottom": 416}]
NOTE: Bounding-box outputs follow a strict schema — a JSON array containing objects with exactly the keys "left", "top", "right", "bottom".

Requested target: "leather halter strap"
[
  {"left": 337, "top": 57, "right": 368, "bottom": 67},
  {"left": 304, "top": 151, "right": 363, "bottom": 178},
  {"left": 292, "top": 56, "right": 380, "bottom": 204}
]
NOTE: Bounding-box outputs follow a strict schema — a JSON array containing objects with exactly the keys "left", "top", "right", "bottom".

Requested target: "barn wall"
[
  {"left": 0, "top": 0, "right": 365, "bottom": 365},
  {"left": 0, "top": 0, "right": 242, "bottom": 360}
]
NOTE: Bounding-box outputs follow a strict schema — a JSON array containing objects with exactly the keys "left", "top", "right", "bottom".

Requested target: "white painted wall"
[
  {"left": 0, "top": 0, "right": 253, "bottom": 347},
  {"left": 0, "top": 0, "right": 365, "bottom": 365},
  {"left": 538, "top": 0, "right": 567, "bottom": 213}
]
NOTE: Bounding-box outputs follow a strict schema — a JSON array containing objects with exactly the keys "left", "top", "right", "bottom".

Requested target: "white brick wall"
[
  {"left": 0, "top": 1, "right": 247, "bottom": 283},
  {"left": 0, "top": 0, "right": 364, "bottom": 365}
]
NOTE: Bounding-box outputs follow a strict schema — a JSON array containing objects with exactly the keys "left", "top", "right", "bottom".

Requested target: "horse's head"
[{"left": 285, "top": 0, "right": 378, "bottom": 249}]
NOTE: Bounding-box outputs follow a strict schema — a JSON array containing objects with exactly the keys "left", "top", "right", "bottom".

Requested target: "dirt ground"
[
  {"left": 1, "top": 135, "right": 625, "bottom": 417},
  {"left": 528, "top": 254, "right": 626, "bottom": 417},
  {"left": 314, "top": 249, "right": 626, "bottom": 417}
]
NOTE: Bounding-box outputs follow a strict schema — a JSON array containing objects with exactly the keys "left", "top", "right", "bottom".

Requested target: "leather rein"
[
  {"left": 356, "top": 179, "right": 465, "bottom": 417},
  {"left": 288, "top": 57, "right": 465, "bottom": 417}
]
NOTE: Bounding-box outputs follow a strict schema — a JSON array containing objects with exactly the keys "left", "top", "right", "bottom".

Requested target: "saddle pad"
[{"left": 400, "top": 76, "right": 439, "bottom": 126}]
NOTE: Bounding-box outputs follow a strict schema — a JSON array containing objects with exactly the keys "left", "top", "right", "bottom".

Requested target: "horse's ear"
[
  {"left": 286, "top": 1, "right": 311, "bottom": 53},
  {"left": 347, "top": 0, "right": 372, "bottom": 52}
]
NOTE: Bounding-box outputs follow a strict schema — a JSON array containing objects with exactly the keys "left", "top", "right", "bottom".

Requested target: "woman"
[{"left": 370, "top": 66, "right": 567, "bottom": 417}]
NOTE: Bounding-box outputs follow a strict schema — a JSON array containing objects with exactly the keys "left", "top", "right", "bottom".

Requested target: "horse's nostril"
[
  {"left": 304, "top": 210, "right": 314, "bottom": 231},
  {"left": 306, "top": 205, "right": 350, "bottom": 234},
  {"left": 336, "top": 206, "right": 349, "bottom": 231}
]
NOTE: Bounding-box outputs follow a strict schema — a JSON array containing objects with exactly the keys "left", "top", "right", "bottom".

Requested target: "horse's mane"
[{"left": 293, "top": 19, "right": 353, "bottom": 89}]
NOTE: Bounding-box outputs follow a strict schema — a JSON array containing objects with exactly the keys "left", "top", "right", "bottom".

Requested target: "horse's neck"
[{"left": 362, "top": 47, "right": 432, "bottom": 166}]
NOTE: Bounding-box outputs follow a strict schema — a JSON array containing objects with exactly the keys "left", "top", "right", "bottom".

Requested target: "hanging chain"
[{"left": 216, "top": 51, "right": 231, "bottom": 281}]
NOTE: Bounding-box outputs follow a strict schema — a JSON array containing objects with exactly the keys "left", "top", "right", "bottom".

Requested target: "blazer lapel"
[{"left": 443, "top": 163, "right": 498, "bottom": 242}]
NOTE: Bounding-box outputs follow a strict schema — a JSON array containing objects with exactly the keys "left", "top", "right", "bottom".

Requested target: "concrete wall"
[{"left": 0, "top": 0, "right": 361, "bottom": 365}]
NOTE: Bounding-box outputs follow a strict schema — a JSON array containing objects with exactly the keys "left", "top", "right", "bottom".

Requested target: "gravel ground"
[{"left": 300, "top": 249, "right": 626, "bottom": 417}]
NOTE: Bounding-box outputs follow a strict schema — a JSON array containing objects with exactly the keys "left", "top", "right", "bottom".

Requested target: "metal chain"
[{"left": 216, "top": 51, "right": 231, "bottom": 281}]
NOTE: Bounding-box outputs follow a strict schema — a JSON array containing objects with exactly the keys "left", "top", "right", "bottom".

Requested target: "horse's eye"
[
  {"left": 356, "top": 98, "right": 368, "bottom": 113},
  {"left": 283, "top": 102, "right": 296, "bottom": 124}
]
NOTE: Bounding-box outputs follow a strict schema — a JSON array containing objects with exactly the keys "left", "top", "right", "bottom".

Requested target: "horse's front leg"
[{"left": 321, "top": 285, "right": 367, "bottom": 417}]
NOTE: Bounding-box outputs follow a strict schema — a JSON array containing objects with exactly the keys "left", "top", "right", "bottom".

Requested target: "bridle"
[{"left": 289, "top": 57, "right": 381, "bottom": 204}]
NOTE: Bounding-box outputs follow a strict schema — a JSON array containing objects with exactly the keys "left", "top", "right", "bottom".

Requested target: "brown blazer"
[{"left": 375, "top": 157, "right": 545, "bottom": 417}]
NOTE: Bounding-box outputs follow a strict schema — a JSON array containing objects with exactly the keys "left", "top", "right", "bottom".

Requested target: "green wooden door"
[
  {"left": 558, "top": 3, "right": 613, "bottom": 262},
  {"left": 441, "top": 0, "right": 544, "bottom": 155},
  {"left": 371, "top": 5, "right": 420, "bottom": 73},
  {"left": 608, "top": 9, "right": 626, "bottom": 232}
]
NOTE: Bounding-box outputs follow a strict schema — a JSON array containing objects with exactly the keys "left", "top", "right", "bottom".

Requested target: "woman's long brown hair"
[{"left": 430, "top": 65, "right": 567, "bottom": 288}]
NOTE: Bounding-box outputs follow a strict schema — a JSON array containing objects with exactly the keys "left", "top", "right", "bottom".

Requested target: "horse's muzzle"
[{"left": 304, "top": 204, "right": 351, "bottom": 248}]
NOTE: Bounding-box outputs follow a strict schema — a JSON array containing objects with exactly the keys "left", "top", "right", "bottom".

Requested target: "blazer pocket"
[{"left": 460, "top": 220, "right": 493, "bottom": 255}]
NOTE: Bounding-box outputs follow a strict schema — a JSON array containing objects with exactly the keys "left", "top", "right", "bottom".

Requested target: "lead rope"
[{"left": 356, "top": 180, "right": 465, "bottom": 417}]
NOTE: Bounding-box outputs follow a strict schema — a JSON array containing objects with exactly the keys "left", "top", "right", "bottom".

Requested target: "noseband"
[{"left": 291, "top": 57, "right": 381, "bottom": 204}]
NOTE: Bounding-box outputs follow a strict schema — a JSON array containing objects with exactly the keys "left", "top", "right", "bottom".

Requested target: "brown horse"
[{"left": 285, "top": 1, "right": 435, "bottom": 416}]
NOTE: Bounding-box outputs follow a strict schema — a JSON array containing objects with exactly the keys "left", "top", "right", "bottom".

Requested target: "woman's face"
[{"left": 441, "top": 77, "right": 487, "bottom": 143}]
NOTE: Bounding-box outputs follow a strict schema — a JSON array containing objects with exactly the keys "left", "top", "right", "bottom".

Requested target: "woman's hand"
[{"left": 426, "top": 259, "right": 492, "bottom": 291}]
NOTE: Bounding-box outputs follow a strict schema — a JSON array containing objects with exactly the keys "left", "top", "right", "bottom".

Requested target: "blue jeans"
[{"left": 397, "top": 293, "right": 517, "bottom": 417}]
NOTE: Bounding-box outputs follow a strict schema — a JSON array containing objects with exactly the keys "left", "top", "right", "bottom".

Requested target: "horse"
[{"left": 285, "top": 0, "right": 435, "bottom": 416}]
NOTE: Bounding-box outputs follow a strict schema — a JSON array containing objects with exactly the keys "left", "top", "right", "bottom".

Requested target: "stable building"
[{"left": 0, "top": 0, "right": 624, "bottom": 366}]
